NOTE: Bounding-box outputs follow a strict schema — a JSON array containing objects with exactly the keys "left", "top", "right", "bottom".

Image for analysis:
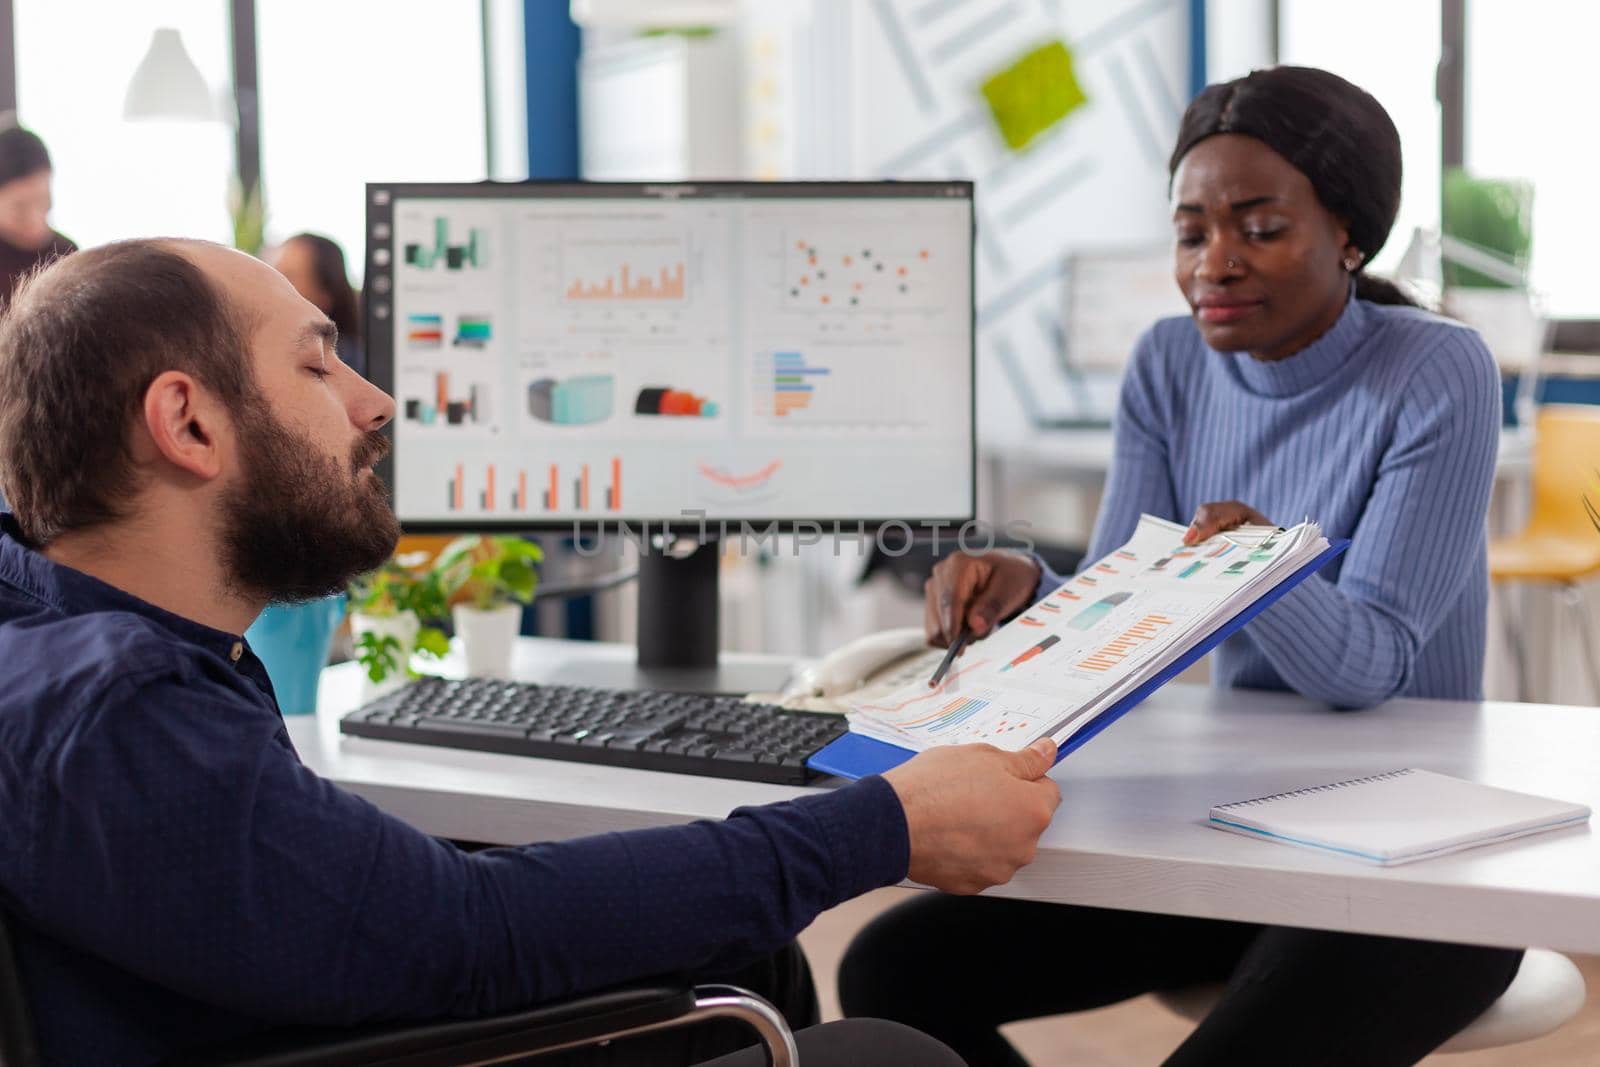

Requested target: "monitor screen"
[{"left": 365, "top": 181, "right": 975, "bottom": 531}]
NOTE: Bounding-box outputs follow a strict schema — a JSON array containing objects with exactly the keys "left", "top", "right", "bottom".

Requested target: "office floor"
[{"left": 798, "top": 888, "right": 1600, "bottom": 1066}]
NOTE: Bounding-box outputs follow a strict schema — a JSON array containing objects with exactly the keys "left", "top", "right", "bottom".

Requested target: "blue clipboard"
[{"left": 807, "top": 539, "right": 1350, "bottom": 780}]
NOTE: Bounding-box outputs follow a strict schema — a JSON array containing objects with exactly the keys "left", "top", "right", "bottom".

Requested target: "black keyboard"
[{"left": 339, "top": 676, "right": 849, "bottom": 785}]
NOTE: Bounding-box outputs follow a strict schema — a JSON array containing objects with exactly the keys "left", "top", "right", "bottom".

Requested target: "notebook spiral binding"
[{"left": 1216, "top": 769, "right": 1414, "bottom": 810}]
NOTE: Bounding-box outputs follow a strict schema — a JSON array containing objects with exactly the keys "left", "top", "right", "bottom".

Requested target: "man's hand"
[
  {"left": 1182, "top": 500, "right": 1274, "bottom": 545},
  {"left": 883, "top": 739, "right": 1061, "bottom": 894},
  {"left": 923, "top": 549, "right": 1043, "bottom": 647}
]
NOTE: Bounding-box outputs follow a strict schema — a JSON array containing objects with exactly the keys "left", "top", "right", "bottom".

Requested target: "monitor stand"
[{"left": 545, "top": 538, "right": 798, "bottom": 697}]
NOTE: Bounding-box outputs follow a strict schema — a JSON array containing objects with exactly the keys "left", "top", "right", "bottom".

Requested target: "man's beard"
[{"left": 219, "top": 405, "right": 401, "bottom": 604}]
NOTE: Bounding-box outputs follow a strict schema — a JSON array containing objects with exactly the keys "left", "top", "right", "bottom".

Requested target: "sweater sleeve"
[
  {"left": 1246, "top": 326, "right": 1500, "bottom": 707},
  {"left": 23, "top": 671, "right": 910, "bottom": 1027},
  {"left": 1033, "top": 330, "right": 1180, "bottom": 603}
]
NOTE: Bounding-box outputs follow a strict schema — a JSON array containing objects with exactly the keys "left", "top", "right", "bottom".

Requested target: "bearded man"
[{"left": 0, "top": 240, "right": 1061, "bottom": 1066}]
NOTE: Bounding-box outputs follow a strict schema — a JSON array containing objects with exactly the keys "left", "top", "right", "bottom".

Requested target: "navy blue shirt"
[{"left": 0, "top": 516, "right": 910, "bottom": 1065}]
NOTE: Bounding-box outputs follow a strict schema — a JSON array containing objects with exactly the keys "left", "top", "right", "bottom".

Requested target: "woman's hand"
[
  {"left": 1183, "top": 500, "right": 1274, "bottom": 545},
  {"left": 923, "top": 549, "right": 1043, "bottom": 647}
]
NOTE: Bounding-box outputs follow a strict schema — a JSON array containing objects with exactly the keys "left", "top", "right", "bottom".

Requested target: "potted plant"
[
  {"left": 347, "top": 550, "right": 452, "bottom": 694},
  {"left": 432, "top": 535, "right": 543, "bottom": 678}
]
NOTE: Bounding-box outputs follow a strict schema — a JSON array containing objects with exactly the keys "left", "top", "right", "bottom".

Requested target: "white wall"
[
  {"left": 15, "top": 1, "right": 235, "bottom": 247},
  {"left": 1278, "top": 0, "right": 1442, "bottom": 275},
  {"left": 1204, "top": 0, "right": 1273, "bottom": 83},
  {"left": 818, "top": 0, "right": 1190, "bottom": 452}
]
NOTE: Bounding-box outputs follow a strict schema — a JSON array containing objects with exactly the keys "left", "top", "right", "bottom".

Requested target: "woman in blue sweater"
[{"left": 839, "top": 67, "right": 1522, "bottom": 1066}]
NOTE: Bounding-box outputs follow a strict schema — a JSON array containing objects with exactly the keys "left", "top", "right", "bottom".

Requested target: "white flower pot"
[
  {"left": 453, "top": 603, "right": 522, "bottom": 678},
  {"left": 350, "top": 610, "right": 420, "bottom": 699}
]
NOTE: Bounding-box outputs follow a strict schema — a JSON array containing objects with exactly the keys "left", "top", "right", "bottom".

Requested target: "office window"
[
  {"left": 13, "top": 0, "right": 234, "bottom": 246},
  {"left": 1465, "top": 2, "right": 1600, "bottom": 317},
  {"left": 1277, "top": 1, "right": 1442, "bottom": 275},
  {"left": 256, "top": 1, "right": 488, "bottom": 281}
]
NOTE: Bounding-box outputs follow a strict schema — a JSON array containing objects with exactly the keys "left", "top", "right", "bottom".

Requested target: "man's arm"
[
  {"left": 21, "top": 673, "right": 909, "bottom": 1027},
  {"left": 22, "top": 668, "right": 1058, "bottom": 1029}
]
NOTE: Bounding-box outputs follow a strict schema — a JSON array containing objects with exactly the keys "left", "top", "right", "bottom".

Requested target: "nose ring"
[{"left": 1226, "top": 258, "right": 1238, "bottom": 270}]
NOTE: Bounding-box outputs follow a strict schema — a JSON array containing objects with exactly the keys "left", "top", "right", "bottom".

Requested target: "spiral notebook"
[{"left": 1209, "top": 769, "right": 1591, "bottom": 866}]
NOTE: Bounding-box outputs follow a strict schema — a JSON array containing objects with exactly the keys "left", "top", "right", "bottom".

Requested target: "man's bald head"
[
  {"left": 166, "top": 238, "right": 305, "bottom": 331},
  {"left": 0, "top": 238, "right": 259, "bottom": 544}
]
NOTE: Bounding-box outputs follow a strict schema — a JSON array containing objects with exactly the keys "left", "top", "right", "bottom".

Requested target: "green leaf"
[
  {"left": 401, "top": 569, "right": 453, "bottom": 623},
  {"left": 228, "top": 175, "right": 267, "bottom": 255},
  {"left": 415, "top": 626, "right": 451, "bottom": 658},
  {"left": 434, "top": 535, "right": 480, "bottom": 574},
  {"left": 355, "top": 630, "right": 402, "bottom": 682},
  {"left": 424, "top": 535, "right": 543, "bottom": 610},
  {"left": 500, "top": 558, "right": 537, "bottom": 602},
  {"left": 1441, "top": 169, "right": 1533, "bottom": 289},
  {"left": 496, "top": 537, "right": 544, "bottom": 563}
]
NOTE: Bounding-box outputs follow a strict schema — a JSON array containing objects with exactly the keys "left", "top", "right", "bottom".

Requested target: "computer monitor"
[{"left": 365, "top": 181, "right": 975, "bottom": 692}]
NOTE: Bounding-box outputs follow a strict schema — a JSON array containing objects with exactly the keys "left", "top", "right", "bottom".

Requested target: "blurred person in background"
[
  {"left": 0, "top": 116, "right": 75, "bottom": 509},
  {"left": 0, "top": 116, "right": 74, "bottom": 308},
  {"left": 266, "top": 232, "right": 363, "bottom": 377}
]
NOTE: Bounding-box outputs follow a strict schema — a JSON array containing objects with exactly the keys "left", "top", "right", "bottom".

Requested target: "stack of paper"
[{"left": 847, "top": 515, "right": 1330, "bottom": 753}]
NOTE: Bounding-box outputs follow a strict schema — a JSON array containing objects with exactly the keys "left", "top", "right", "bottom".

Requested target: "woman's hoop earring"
[{"left": 1344, "top": 253, "right": 1361, "bottom": 272}]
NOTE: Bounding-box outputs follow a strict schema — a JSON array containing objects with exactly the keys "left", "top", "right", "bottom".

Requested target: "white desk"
[{"left": 293, "top": 638, "right": 1600, "bottom": 955}]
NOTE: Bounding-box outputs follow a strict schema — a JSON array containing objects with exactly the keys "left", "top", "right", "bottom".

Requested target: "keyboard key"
[{"left": 417, "top": 716, "right": 529, "bottom": 737}]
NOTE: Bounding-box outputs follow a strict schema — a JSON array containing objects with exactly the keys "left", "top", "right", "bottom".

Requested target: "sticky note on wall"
[{"left": 980, "top": 39, "right": 1088, "bottom": 152}]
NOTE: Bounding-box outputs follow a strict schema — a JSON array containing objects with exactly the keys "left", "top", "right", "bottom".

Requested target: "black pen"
[{"left": 928, "top": 627, "right": 971, "bottom": 688}]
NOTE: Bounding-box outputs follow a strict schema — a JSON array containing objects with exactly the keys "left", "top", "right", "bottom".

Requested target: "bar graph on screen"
[
  {"left": 561, "top": 235, "right": 689, "bottom": 303},
  {"left": 440, "top": 460, "right": 622, "bottom": 515},
  {"left": 403, "top": 216, "right": 487, "bottom": 271},
  {"left": 747, "top": 348, "right": 934, "bottom": 430},
  {"left": 768, "top": 350, "right": 827, "bottom": 416},
  {"left": 565, "top": 262, "right": 686, "bottom": 301}
]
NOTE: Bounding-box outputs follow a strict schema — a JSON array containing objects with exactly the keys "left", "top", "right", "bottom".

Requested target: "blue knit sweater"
[{"left": 1037, "top": 294, "right": 1501, "bottom": 706}]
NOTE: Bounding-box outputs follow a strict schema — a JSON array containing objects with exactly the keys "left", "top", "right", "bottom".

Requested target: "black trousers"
[
  {"left": 540, "top": 940, "right": 963, "bottom": 1066},
  {"left": 838, "top": 895, "right": 1524, "bottom": 1067}
]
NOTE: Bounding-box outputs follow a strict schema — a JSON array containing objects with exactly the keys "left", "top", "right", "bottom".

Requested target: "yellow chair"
[{"left": 1488, "top": 405, "right": 1600, "bottom": 700}]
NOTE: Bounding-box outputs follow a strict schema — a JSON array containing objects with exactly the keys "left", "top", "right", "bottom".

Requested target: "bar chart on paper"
[
  {"left": 839, "top": 516, "right": 1339, "bottom": 757},
  {"left": 1077, "top": 613, "right": 1176, "bottom": 673},
  {"left": 905, "top": 695, "right": 992, "bottom": 733},
  {"left": 851, "top": 675, "right": 1049, "bottom": 748}
]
